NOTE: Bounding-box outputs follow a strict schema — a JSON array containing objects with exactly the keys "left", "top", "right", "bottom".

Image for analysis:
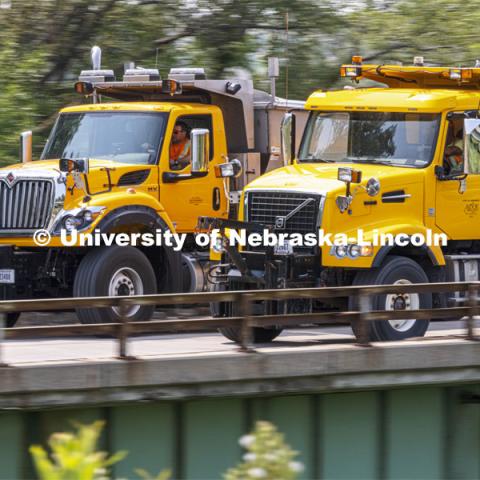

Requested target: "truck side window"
[
  {"left": 169, "top": 115, "right": 214, "bottom": 171},
  {"left": 443, "top": 119, "right": 464, "bottom": 176}
]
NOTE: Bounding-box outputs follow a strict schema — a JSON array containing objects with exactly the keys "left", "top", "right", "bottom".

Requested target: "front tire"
[
  {"left": 350, "top": 256, "right": 431, "bottom": 341},
  {"left": 5, "top": 312, "right": 20, "bottom": 328},
  {"left": 220, "top": 324, "right": 283, "bottom": 344},
  {"left": 73, "top": 246, "right": 157, "bottom": 324},
  {"left": 212, "top": 283, "right": 283, "bottom": 344}
]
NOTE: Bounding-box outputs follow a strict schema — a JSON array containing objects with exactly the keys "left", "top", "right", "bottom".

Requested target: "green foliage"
[
  {"left": 135, "top": 468, "right": 172, "bottom": 480},
  {"left": 29, "top": 420, "right": 127, "bottom": 480},
  {"left": 2, "top": 0, "right": 480, "bottom": 167},
  {"left": 224, "top": 421, "right": 304, "bottom": 480}
]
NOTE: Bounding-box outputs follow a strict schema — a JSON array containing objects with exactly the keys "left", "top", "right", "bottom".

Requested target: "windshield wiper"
[
  {"left": 301, "top": 157, "right": 336, "bottom": 163},
  {"left": 346, "top": 157, "right": 393, "bottom": 166}
]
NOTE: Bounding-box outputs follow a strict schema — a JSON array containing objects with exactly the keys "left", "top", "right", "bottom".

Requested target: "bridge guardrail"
[{"left": 0, "top": 281, "right": 478, "bottom": 365}]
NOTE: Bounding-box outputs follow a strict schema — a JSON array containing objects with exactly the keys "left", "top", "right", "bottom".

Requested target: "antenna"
[
  {"left": 91, "top": 46, "right": 101, "bottom": 70},
  {"left": 285, "top": 10, "right": 289, "bottom": 103},
  {"left": 155, "top": 47, "right": 160, "bottom": 69}
]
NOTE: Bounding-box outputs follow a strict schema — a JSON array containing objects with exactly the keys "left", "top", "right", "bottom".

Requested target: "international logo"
[{"left": 4, "top": 172, "right": 16, "bottom": 188}]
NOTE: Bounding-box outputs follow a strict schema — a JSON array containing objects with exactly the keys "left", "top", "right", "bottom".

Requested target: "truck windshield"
[
  {"left": 41, "top": 112, "right": 168, "bottom": 165},
  {"left": 299, "top": 111, "right": 440, "bottom": 167}
]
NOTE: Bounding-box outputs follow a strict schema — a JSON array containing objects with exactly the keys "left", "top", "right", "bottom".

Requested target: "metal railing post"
[
  {"left": 467, "top": 283, "right": 478, "bottom": 341},
  {"left": 117, "top": 299, "right": 135, "bottom": 360},
  {"left": 239, "top": 293, "right": 255, "bottom": 353},
  {"left": 0, "top": 312, "right": 8, "bottom": 367},
  {"left": 357, "top": 292, "right": 372, "bottom": 347}
]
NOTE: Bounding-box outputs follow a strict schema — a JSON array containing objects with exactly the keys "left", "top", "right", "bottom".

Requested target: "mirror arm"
[
  {"left": 162, "top": 171, "right": 208, "bottom": 183},
  {"left": 290, "top": 112, "right": 296, "bottom": 162},
  {"left": 436, "top": 172, "right": 467, "bottom": 181},
  {"left": 82, "top": 168, "right": 113, "bottom": 196}
]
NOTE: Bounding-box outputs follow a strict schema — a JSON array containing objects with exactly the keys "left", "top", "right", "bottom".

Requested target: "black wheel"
[
  {"left": 73, "top": 246, "right": 157, "bottom": 324},
  {"left": 212, "top": 282, "right": 282, "bottom": 344},
  {"left": 219, "top": 324, "right": 283, "bottom": 344},
  {"left": 350, "top": 256, "right": 431, "bottom": 341},
  {"left": 5, "top": 312, "right": 20, "bottom": 328}
]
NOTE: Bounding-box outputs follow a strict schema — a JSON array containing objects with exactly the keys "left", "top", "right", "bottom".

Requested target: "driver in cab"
[
  {"left": 444, "top": 123, "right": 464, "bottom": 176},
  {"left": 170, "top": 121, "right": 191, "bottom": 170}
]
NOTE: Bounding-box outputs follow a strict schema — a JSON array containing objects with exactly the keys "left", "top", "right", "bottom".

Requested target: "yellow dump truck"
[
  {"left": 0, "top": 48, "right": 307, "bottom": 326},
  {"left": 204, "top": 56, "right": 480, "bottom": 342}
]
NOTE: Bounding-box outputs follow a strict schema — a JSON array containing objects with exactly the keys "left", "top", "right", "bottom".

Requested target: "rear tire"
[
  {"left": 350, "top": 256, "right": 431, "bottom": 341},
  {"left": 73, "top": 246, "right": 157, "bottom": 324}
]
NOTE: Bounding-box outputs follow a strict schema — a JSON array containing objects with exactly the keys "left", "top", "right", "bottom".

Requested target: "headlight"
[
  {"left": 348, "top": 244, "right": 362, "bottom": 258},
  {"left": 53, "top": 207, "right": 106, "bottom": 234},
  {"left": 63, "top": 215, "right": 83, "bottom": 232},
  {"left": 83, "top": 210, "right": 93, "bottom": 223},
  {"left": 331, "top": 244, "right": 374, "bottom": 259}
]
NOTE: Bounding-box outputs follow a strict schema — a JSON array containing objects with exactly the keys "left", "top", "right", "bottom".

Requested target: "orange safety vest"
[{"left": 170, "top": 140, "right": 190, "bottom": 162}]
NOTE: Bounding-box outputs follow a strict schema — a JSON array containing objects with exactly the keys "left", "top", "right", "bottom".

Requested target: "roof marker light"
[
  {"left": 449, "top": 68, "right": 461, "bottom": 80},
  {"left": 351, "top": 56, "right": 363, "bottom": 65},
  {"left": 413, "top": 56, "right": 424, "bottom": 66},
  {"left": 340, "top": 66, "right": 361, "bottom": 78}
]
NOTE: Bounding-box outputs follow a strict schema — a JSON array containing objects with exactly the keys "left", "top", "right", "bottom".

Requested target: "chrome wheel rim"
[
  {"left": 386, "top": 279, "right": 419, "bottom": 332},
  {"left": 108, "top": 267, "right": 143, "bottom": 317}
]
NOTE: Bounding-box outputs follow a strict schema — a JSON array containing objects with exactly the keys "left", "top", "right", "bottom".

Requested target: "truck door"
[
  {"left": 436, "top": 117, "right": 480, "bottom": 239},
  {"left": 159, "top": 112, "right": 228, "bottom": 233}
]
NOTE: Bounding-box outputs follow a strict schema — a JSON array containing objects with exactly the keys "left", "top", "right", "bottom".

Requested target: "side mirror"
[
  {"left": 281, "top": 112, "right": 296, "bottom": 165},
  {"left": 338, "top": 167, "right": 362, "bottom": 184},
  {"left": 214, "top": 158, "right": 243, "bottom": 178},
  {"left": 191, "top": 128, "right": 210, "bottom": 174},
  {"left": 59, "top": 157, "right": 90, "bottom": 175},
  {"left": 20, "top": 131, "right": 32, "bottom": 163},
  {"left": 337, "top": 167, "right": 362, "bottom": 199},
  {"left": 464, "top": 118, "right": 480, "bottom": 174}
]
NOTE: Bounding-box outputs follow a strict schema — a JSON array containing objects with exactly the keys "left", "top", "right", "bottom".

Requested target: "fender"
[
  {"left": 96, "top": 205, "right": 182, "bottom": 293},
  {"left": 87, "top": 191, "right": 174, "bottom": 228},
  {"left": 372, "top": 244, "right": 442, "bottom": 268},
  {"left": 96, "top": 204, "right": 173, "bottom": 233}
]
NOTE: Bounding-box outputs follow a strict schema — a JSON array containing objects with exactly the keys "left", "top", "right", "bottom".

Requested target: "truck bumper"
[
  {"left": 0, "top": 245, "right": 15, "bottom": 301},
  {"left": 225, "top": 250, "right": 319, "bottom": 289}
]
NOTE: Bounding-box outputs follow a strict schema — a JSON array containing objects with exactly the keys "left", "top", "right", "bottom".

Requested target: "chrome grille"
[
  {"left": 0, "top": 179, "right": 54, "bottom": 231},
  {"left": 246, "top": 191, "right": 321, "bottom": 234}
]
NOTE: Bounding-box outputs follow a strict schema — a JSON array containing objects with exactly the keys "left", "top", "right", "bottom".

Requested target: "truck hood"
[
  {"left": 245, "top": 162, "right": 425, "bottom": 197},
  {"left": 0, "top": 159, "right": 153, "bottom": 191},
  {"left": 0, "top": 159, "right": 132, "bottom": 174}
]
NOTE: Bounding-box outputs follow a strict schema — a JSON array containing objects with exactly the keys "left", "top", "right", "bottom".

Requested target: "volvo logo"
[{"left": 275, "top": 216, "right": 286, "bottom": 229}]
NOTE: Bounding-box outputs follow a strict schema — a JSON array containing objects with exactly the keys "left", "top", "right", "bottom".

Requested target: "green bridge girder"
[{"left": 1, "top": 384, "right": 479, "bottom": 480}]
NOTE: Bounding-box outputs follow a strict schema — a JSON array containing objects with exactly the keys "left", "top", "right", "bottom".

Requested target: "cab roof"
[
  {"left": 305, "top": 88, "right": 480, "bottom": 113},
  {"left": 305, "top": 60, "right": 480, "bottom": 113},
  {"left": 347, "top": 63, "right": 480, "bottom": 88},
  {"left": 61, "top": 102, "right": 219, "bottom": 113}
]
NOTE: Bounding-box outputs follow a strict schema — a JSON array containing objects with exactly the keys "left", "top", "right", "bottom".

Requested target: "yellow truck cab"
[
  {"left": 206, "top": 56, "right": 480, "bottom": 343},
  {"left": 0, "top": 48, "right": 307, "bottom": 326}
]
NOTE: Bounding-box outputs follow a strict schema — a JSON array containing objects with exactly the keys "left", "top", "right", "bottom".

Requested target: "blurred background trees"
[{"left": 0, "top": 0, "right": 479, "bottom": 165}]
